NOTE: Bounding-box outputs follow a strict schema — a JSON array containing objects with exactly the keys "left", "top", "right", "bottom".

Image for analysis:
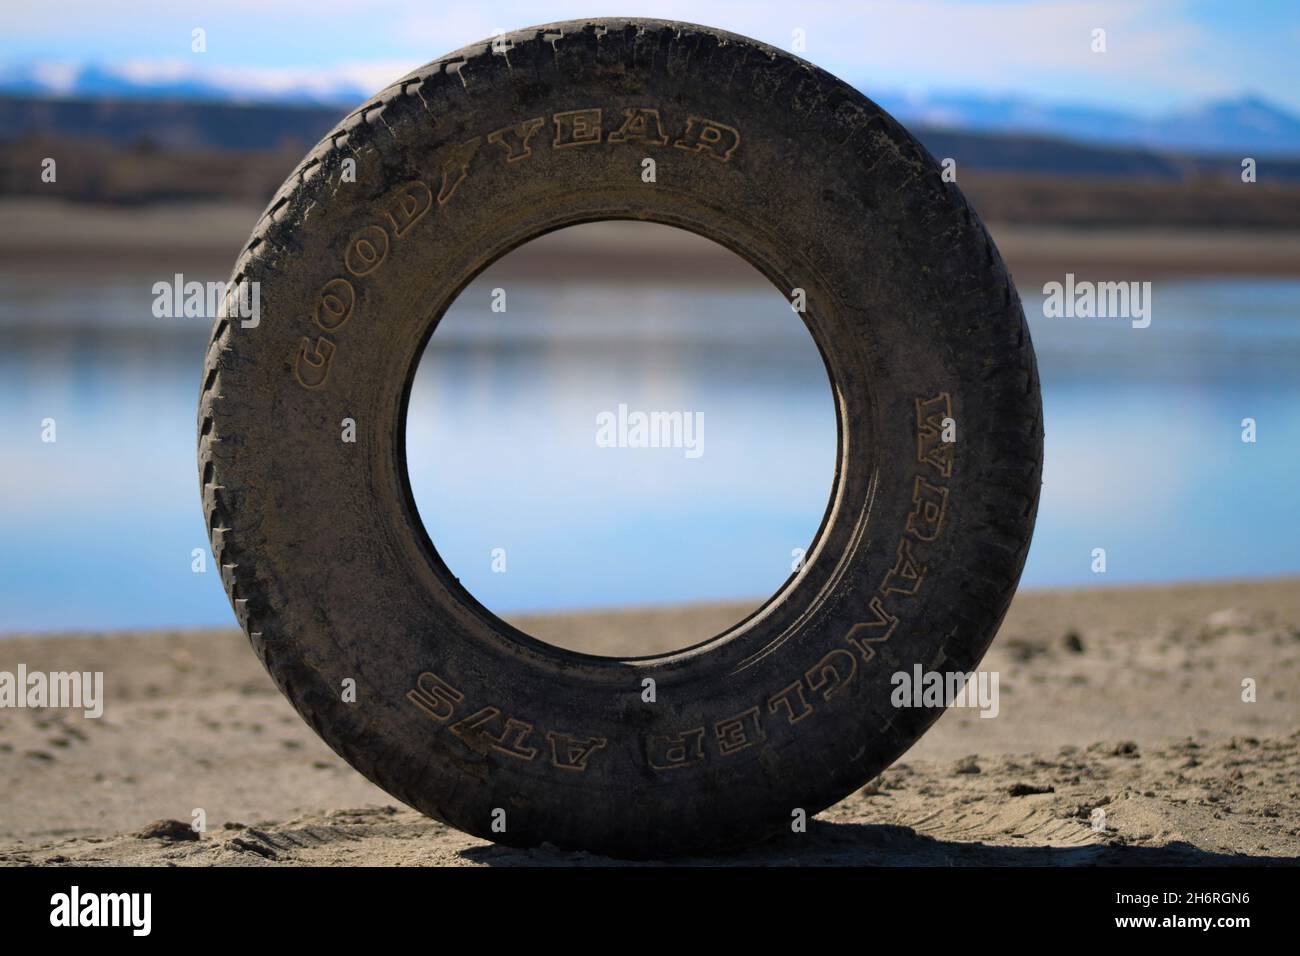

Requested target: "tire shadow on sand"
[{"left": 456, "top": 820, "right": 1299, "bottom": 867}]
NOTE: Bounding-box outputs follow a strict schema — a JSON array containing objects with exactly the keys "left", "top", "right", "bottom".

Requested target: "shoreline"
[
  {"left": 4, "top": 575, "right": 1295, "bottom": 644},
  {"left": 3, "top": 199, "right": 1300, "bottom": 281}
]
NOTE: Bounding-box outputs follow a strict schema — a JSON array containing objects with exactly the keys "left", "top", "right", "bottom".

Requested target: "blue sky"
[{"left": 1, "top": 0, "right": 1298, "bottom": 114}]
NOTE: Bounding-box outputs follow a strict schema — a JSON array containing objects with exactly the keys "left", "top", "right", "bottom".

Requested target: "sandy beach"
[{"left": 1, "top": 578, "right": 1297, "bottom": 866}]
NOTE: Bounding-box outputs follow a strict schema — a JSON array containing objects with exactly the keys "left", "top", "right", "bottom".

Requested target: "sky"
[{"left": 1, "top": 0, "right": 1298, "bottom": 115}]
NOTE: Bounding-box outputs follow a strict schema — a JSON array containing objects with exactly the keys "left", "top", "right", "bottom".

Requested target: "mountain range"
[
  {"left": 2, "top": 61, "right": 1299, "bottom": 157},
  {"left": 872, "top": 90, "right": 1300, "bottom": 157}
]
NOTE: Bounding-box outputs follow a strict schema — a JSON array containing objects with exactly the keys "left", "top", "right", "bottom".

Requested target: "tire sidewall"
[{"left": 204, "top": 20, "right": 1041, "bottom": 856}]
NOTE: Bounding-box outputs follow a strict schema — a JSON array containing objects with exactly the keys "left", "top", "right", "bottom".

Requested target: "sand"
[{"left": 1, "top": 578, "right": 1297, "bottom": 866}]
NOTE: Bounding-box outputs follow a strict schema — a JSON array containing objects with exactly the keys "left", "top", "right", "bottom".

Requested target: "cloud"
[
  {"left": 0, "top": 0, "right": 1280, "bottom": 111},
  {"left": 357, "top": 1, "right": 1237, "bottom": 107}
]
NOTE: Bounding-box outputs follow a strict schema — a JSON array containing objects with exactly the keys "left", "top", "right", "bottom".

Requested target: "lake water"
[{"left": 2, "top": 266, "right": 1297, "bottom": 635}]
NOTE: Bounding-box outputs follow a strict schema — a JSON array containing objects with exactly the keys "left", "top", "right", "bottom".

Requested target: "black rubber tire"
[{"left": 200, "top": 18, "right": 1042, "bottom": 858}]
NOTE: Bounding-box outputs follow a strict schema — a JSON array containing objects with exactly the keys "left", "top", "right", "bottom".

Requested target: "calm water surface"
[{"left": 1, "top": 268, "right": 1296, "bottom": 634}]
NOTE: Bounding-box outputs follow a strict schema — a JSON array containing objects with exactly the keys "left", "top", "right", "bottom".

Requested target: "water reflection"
[{"left": 1, "top": 270, "right": 1297, "bottom": 634}]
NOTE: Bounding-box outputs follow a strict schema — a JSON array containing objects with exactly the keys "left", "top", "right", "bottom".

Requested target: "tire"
[{"left": 199, "top": 18, "right": 1042, "bottom": 858}]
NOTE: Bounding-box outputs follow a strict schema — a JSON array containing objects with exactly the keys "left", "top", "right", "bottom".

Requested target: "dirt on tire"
[{"left": 199, "top": 18, "right": 1043, "bottom": 857}]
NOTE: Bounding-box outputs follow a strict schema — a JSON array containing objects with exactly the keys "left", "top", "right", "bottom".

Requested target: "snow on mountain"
[{"left": 2, "top": 61, "right": 1298, "bottom": 156}]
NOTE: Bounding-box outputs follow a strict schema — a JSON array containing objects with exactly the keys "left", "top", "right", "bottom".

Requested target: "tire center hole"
[{"left": 404, "top": 221, "right": 838, "bottom": 657}]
